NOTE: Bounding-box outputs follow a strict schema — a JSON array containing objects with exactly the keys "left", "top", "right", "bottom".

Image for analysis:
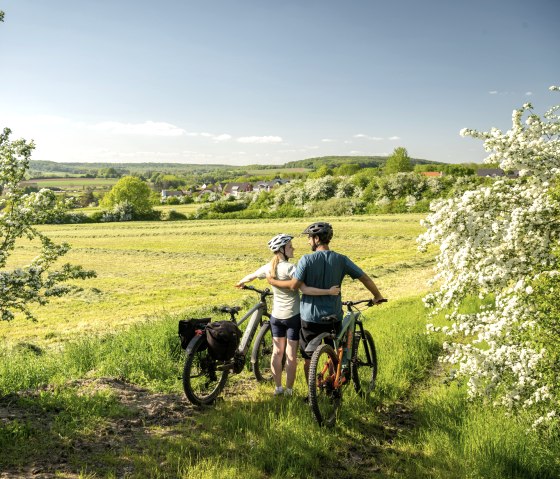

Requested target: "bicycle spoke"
[
  {"left": 351, "top": 329, "right": 377, "bottom": 396},
  {"left": 309, "top": 344, "right": 342, "bottom": 427},
  {"left": 183, "top": 337, "right": 228, "bottom": 405}
]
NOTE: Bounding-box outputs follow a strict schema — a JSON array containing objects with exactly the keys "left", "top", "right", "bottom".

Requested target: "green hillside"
[{"left": 284, "top": 155, "right": 442, "bottom": 169}]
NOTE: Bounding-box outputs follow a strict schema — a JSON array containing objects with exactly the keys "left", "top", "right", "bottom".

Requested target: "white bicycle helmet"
[{"left": 267, "top": 233, "right": 293, "bottom": 252}]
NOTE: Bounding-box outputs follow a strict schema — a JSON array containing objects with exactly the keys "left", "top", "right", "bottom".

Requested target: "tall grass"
[{"left": 2, "top": 298, "right": 559, "bottom": 477}]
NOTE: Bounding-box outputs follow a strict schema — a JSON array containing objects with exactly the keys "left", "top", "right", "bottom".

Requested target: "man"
[{"left": 267, "top": 221, "right": 385, "bottom": 379}]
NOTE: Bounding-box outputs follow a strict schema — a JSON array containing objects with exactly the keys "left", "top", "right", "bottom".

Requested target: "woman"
[{"left": 236, "top": 234, "right": 339, "bottom": 396}]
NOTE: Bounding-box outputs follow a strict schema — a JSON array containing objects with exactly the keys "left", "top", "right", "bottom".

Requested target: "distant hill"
[
  {"left": 28, "top": 155, "right": 444, "bottom": 177},
  {"left": 28, "top": 160, "right": 235, "bottom": 176},
  {"left": 284, "top": 155, "right": 441, "bottom": 169}
]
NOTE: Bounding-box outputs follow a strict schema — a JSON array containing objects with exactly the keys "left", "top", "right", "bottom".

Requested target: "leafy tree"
[
  {"left": 97, "top": 167, "right": 123, "bottom": 178},
  {"left": 308, "top": 165, "right": 333, "bottom": 179},
  {"left": 384, "top": 147, "right": 413, "bottom": 175},
  {"left": 351, "top": 167, "right": 379, "bottom": 188},
  {"left": 100, "top": 176, "right": 154, "bottom": 215},
  {"left": 79, "top": 189, "right": 97, "bottom": 207},
  {"left": 333, "top": 163, "right": 361, "bottom": 177},
  {"left": 0, "top": 128, "right": 96, "bottom": 321}
]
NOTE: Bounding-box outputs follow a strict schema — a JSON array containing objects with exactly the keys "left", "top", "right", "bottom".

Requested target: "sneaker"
[
  {"left": 274, "top": 387, "right": 284, "bottom": 396},
  {"left": 284, "top": 388, "right": 293, "bottom": 396}
]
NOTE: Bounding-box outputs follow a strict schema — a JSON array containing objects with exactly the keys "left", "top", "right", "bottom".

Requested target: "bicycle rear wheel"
[
  {"left": 308, "top": 343, "right": 341, "bottom": 427},
  {"left": 183, "top": 335, "right": 228, "bottom": 405},
  {"left": 251, "top": 321, "right": 274, "bottom": 382},
  {"left": 351, "top": 329, "right": 377, "bottom": 396}
]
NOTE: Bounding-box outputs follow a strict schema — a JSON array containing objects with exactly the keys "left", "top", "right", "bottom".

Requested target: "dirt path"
[
  {"left": 0, "top": 378, "right": 193, "bottom": 478},
  {"left": 0, "top": 377, "right": 418, "bottom": 478}
]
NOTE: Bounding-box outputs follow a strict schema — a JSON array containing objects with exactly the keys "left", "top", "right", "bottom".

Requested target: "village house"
[
  {"left": 476, "top": 168, "right": 519, "bottom": 178},
  {"left": 160, "top": 189, "right": 184, "bottom": 200},
  {"left": 222, "top": 182, "right": 253, "bottom": 198},
  {"left": 252, "top": 178, "right": 290, "bottom": 193}
]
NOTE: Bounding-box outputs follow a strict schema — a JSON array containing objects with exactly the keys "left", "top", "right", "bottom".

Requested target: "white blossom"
[{"left": 418, "top": 88, "right": 560, "bottom": 423}]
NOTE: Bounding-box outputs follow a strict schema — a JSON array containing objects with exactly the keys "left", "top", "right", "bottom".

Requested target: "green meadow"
[
  {"left": 23, "top": 177, "right": 118, "bottom": 191},
  {"left": 1, "top": 214, "right": 431, "bottom": 347},
  {"left": 1, "top": 214, "right": 558, "bottom": 478}
]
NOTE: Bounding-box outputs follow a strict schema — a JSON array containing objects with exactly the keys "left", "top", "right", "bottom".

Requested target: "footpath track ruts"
[{"left": 0, "top": 378, "right": 193, "bottom": 478}]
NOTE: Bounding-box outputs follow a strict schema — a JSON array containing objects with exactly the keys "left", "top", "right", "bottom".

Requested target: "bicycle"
[
  {"left": 306, "top": 298, "right": 387, "bottom": 427},
  {"left": 182, "top": 284, "right": 275, "bottom": 405}
]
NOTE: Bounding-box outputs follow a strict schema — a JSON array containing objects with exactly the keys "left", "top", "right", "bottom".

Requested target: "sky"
[{"left": 0, "top": 0, "right": 559, "bottom": 166}]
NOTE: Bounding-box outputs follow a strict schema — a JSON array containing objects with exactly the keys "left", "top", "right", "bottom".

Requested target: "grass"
[
  {"left": 2, "top": 296, "right": 557, "bottom": 477},
  {"left": 0, "top": 297, "right": 438, "bottom": 477},
  {"left": 23, "top": 177, "right": 118, "bottom": 191},
  {"left": 1, "top": 214, "right": 433, "bottom": 347},
  {"left": 1, "top": 214, "right": 558, "bottom": 477}
]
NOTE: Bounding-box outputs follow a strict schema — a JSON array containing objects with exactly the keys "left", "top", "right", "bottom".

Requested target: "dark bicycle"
[
  {"left": 180, "top": 285, "right": 274, "bottom": 405},
  {"left": 306, "top": 298, "right": 387, "bottom": 426}
]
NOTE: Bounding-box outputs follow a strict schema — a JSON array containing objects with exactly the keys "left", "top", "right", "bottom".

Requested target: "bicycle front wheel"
[
  {"left": 251, "top": 321, "right": 274, "bottom": 382},
  {"left": 183, "top": 335, "right": 228, "bottom": 406},
  {"left": 351, "top": 329, "right": 377, "bottom": 396},
  {"left": 308, "top": 343, "right": 341, "bottom": 427}
]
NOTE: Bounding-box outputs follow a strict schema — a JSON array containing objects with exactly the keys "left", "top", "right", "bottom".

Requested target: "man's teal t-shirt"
[{"left": 294, "top": 250, "right": 363, "bottom": 323}]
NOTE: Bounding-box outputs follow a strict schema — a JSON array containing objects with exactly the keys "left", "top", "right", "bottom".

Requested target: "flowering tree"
[
  {"left": 418, "top": 87, "right": 560, "bottom": 426},
  {"left": 0, "top": 128, "right": 96, "bottom": 321}
]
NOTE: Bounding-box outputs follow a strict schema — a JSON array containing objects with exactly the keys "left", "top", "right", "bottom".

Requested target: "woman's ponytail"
[{"left": 269, "top": 253, "right": 280, "bottom": 279}]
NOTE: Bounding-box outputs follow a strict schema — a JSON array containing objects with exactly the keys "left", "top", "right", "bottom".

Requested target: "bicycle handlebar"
[
  {"left": 342, "top": 298, "right": 388, "bottom": 307},
  {"left": 242, "top": 284, "right": 273, "bottom": 298}
]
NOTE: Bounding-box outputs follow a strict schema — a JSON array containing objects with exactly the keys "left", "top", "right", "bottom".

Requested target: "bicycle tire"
[
  {"left": 351, "top": 329, "right": 377, "bottom": 396},
  {"left": 308, "top": 343, "right": 341, "bottom": 427},
  {"left": 183, "top": 335, "right": 228, "bottom": 405},
  {"left": 251, "top": 321, "right": 274, "bottom": 382}
]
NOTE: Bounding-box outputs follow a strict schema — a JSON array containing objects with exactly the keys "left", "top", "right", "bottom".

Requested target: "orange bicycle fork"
[{"left": 320, "top": 330, "right": 353, "bottom": 389}]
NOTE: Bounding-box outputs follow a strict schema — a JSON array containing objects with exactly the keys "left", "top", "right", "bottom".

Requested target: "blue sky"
[{"left": 0, "top": 0, "right": 558, "bottom": 166}]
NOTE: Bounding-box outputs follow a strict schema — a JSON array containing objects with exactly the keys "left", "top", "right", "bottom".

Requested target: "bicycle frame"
[
  {"left": 305, "top": 300, "right": 378, "bottom": 388},
  {"left": 185, "top": 285, "right": 270, "bottom": 359},
  {"left": 236, "top": 299, "right": 268, "bottom": 356}
]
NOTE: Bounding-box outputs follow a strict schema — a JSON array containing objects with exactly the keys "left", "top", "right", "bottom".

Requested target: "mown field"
[
  {"left": 1, "top": 214, "right": 432, "bottom": 347},
  {"left": 22, "top": 177, "right": 118, "bottom": 192},
  {"left": 1, "top": 215, "right": 558, "bottom": 478}
]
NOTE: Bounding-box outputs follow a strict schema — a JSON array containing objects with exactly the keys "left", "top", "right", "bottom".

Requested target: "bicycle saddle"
[{"left": 219, "top": 306, "right": 241, "bottom": 315}]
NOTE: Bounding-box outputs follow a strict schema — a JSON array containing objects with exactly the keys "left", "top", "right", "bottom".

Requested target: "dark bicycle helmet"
[{"left": 302, "top": 222, "right": 334, "bottom": 242}]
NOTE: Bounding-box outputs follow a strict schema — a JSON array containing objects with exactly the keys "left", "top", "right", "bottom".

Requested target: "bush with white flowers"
[
  {"left": 418, "top": 87, "right": 560, "bottom": 427},
  {"left": 0, "top": 128, "right": 96, "bottom": 321}
]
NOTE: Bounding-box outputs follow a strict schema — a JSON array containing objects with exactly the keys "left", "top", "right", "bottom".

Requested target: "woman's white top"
[{"left": 239, "top": 260, "right": 300, "bottom": 319}]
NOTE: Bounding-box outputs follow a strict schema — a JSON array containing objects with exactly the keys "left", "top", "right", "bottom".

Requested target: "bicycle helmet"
[
  {"left": 267, "top": 233, "right": 293, "bottom": 252},
  {"left": 302, "top": 222, "right": 334, "bottom": 242}
]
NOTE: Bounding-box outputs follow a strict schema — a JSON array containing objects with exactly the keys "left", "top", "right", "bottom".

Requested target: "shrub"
[
  {"left": 161, "top": 209, "right": 187, "bottom": 221},
  {"left": 305, "top": 197, "right": 355, "bottom": 216}
]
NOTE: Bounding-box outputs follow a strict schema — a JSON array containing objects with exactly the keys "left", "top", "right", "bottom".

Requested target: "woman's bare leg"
[
  {"left": 272, "top": 336, "right": 286, "bottom": 388},
  {"left": 285, "top": 339, "right": 299, "bottom": 389}
]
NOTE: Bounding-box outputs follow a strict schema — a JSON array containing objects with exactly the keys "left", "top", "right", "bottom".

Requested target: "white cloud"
[
  {"left": 489, "top": 90, "right": 499, "bottom": 95},
  {"left": 213, "top": 134, "right": 233, "bottom": 142},
  {"left": 353, "top": 133, "right": 383, "bottom": 141},
  {"left": 237, "top": 135, "right": 283, "bottom": 144},
  {"left": 321, "top": 138, "right": 335, "bottom": 142},
  {"left": 388, "top": 136, "right": 400, "bottom": 140},
  {"left": 185, "top": 131, "right": 232, "bottom": 142},
  {"left": 92, "top": 120, "right": 186, "bottom": 136},
  {"left": 525, "top": 91, "right": 533, "bottom": 96}
]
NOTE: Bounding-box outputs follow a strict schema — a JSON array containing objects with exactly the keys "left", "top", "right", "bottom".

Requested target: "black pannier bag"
[
  {"left": 178, "top": 318, "right": 211, "bottom": 349},
  {"left": 206, "top": 321, "right": 242, "bottom": 360}
]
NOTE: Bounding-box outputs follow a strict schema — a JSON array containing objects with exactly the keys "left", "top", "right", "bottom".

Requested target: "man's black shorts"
[{"left": 299, "top": 319, "right": 342, "bottom": 360}]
